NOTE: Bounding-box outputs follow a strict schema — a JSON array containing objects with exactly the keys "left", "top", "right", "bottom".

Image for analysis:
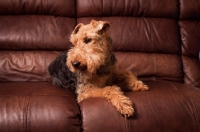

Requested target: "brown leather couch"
[{"left": 0, "top": 0, "right": 200, "bottom": 132}]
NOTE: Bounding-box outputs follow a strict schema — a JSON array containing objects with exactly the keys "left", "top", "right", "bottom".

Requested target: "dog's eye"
[{"left": 84, "top": 37, "right": 92, "bottom": 44}]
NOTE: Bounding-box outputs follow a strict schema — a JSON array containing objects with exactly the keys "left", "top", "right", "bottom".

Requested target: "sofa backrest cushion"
[
  {"left": 179, "top": 0, "right": 200, "bottom": 87},
  {"left": 0, "top": 0, "right": 76, "bottom": 82},
  {"left": 0, "top": 0, "right": 199, "bottom": 87}
]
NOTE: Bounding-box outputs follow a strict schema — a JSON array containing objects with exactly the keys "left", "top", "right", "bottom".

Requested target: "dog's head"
[{"left": 67, "top": 20, "right": 114, "bottom": 74}]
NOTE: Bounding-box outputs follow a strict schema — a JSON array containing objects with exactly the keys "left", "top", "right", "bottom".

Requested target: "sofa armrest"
[{"left": 79, "top": 81, "right": 200, "bottom": 132}]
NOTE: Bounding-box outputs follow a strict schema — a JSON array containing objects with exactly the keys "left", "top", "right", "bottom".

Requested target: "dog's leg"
[
  {"left": 77, "top": 85, "right": 134, "bottom": 117},
  {"left": 113, "top": 70, "right": 149, "bottom": 91}
]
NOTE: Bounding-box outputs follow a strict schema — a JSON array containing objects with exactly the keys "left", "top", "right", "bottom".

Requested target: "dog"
[{"left": 49, "top": 20, "right": 149, "bottom": 117}]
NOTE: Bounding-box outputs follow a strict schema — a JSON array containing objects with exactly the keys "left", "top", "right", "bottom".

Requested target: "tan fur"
[{"left": 67, "top": 20, "right": 149, "bottom": 117}]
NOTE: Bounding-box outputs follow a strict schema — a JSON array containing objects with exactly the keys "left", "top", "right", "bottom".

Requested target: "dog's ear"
[
  {"left": 90, "top": 20, "right": 98, "bottom": 26},
  {"left": 70, "top": 23, "right": 84, "bottom": 45},
  {"left": 72, "top": 23, "right": 84, "bottom": 35},
  {"left": 97, "top": 21, "right": 110, "bottom": 34}
]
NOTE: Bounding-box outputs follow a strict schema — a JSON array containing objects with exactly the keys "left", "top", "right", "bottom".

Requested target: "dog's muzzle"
[{"left": 72, "top": 61, "right": 87, "bottom": 71}]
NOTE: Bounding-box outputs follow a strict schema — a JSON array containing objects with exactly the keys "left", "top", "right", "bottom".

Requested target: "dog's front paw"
[
  {"left": 133, "top": 81, "right": 149, "bottom": 91},
  {"left": 120, "top": 99, "right": 134, "bottom": 117},
  {"left": 113, "top": 96, "right": 134, "bottom": 117}
]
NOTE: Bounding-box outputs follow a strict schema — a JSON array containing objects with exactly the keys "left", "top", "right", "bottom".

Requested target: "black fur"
[{"left": 48, "top": 51, "right": 77, "bottom": 91}]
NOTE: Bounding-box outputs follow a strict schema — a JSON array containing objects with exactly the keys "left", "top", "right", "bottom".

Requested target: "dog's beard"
[{"left": 86, "top": 53, "right": 106, "bottom": 74}]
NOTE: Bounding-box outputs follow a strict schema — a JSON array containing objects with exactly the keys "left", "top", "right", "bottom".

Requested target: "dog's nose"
[
  {"left": 72, "top": 61, "right": 87, "bottom": 71},
  {"left": 72, "top": 61, "right": 80, "bottom": 68}
]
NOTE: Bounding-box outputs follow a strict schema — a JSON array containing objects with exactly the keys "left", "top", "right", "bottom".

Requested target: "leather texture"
[
  {"left": 76, "top": 0, "right": 179, "bottom": 19},
  {"left": 0, "top": 0, "right": 75, "bottom": 16},
  {"left": 0, "top": 82, "right": 80, "bottom": 132},
  {"left": 0, "top": 0, "right": 200, "bottom": 131},
  {"left": 0, "top": 51, "right": 57, "bottom": 82},
  {"left": 80, "top": 81, "right": 200, "bottom": 132},
  {"left": 0, "top": 16, "right": 76, "bottom": 50}
]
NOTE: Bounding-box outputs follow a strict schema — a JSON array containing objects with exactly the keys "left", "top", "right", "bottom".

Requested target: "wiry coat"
[{"left": 48, "top": 51, "right": 77, "bottom": 91}]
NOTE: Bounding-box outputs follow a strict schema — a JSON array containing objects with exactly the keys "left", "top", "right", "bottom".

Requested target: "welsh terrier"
[{"left": 49, "top": 20, "right": 149, "bottom": 117}]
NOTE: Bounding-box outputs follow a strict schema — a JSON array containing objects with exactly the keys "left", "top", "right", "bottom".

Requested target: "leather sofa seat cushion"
[{"left": 0, "top": 82, "right": 80, "bottom": 132}]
